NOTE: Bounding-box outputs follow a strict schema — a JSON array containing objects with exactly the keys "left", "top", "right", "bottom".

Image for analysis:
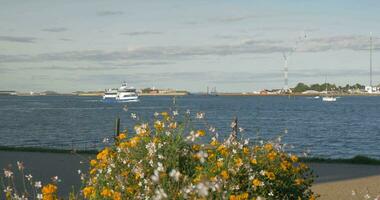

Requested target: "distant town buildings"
[{"left": 0, "top": 91, "right": 17, "bottom": 96}]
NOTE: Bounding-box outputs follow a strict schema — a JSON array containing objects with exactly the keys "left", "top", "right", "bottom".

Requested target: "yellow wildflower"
[
  {"left": 96, "top": 148, "right": 109, "bottom": 161},
  {"left": 291, "top": 155, "right": 299, "bottom": 162},
  {"left": 82, "top": 186, "right": 95, "bottom": 199},
  {"left": 216, "top": 160, "right": 224, "bottom": 168},
  {"left": 264, "top": 143, "right": 273, "bottom": 151},
  {"left": 280, "top": 160, "right": 291, "bottom": 171},
  {"left": 230, "top": 193, "right": 249, "bottom": 200},
  {"left": 210, "top": 140, "right": 219, "bottom": 146},
  {"left": 217, "top": 145, "right": 228, "bottom": 157},
  {"left": 101, "top": 188, "right": 112, "bottom": 197},
  {"left": 208, "top": 152, "right": 216, "bottom": 160},
  {"left": 90, "top": 159, "right": 97, "bottom": 167},
  {"left": 220, "top": 170, "right": 229, "bottom": 180},
  {"left": 126, "top": 187, "right": 134, "bottom": 194},
  {"left": 192, "top": 144, "right": 201, "bottom": 151},
  {"left": 295, "top": 178, "right": 304, "bottom": 185},
  {"left": 154, "top": 120, "right": 164, "bottom": 131},
  {"left": 300, "top": 163, "right": 308, "bottom": 170},
  {"left": 153, "top": 137, "right": 160, "bottom": 144},
  {"left": 250, "top": 158, "right": 257, "bottom": 165},
  {"left": 113, "top": 191, "right": 122, "bottom": 200},
  {"left": 90, "top": 168, "right": 97, "bottom": 175},
  {"left": 254, "top": 146, "right": 261, "bottom": 152},
  {"left": 197, "top": 130, "right": 206, "bottom": 136},
  {"left": 161, "top": 111, "right": 169, "bottom": 117},
  {"left": 265, "top": 172, "right": 276, "bottom": 180},
  {"left": 42, "top": 184, "right": 57, "bottom": 200},
  {"left": 234, "top": 157, "right": 243, "bottom": 167},
  {"left": 252, "top": 178, "right": 262, "bottom": 187},
  {"left": 129, "top": 137, "right": 140, "bottom": 147},
  {"left": 267, "top": 151, "right": 277, "bottom": 161},
  {"left": 169, "top": 122, "right": 177, "bottom": 129},
  {"left": 243, "top": 147, "right": 249, "bottom": 155},
  {"left": 118, "top": 133, "right": 126, "bottom": 140}
]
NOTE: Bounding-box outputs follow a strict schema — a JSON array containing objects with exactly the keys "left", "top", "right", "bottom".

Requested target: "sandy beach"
[{"left": 1, "top": 151, "right": 380, "bottom": 199}]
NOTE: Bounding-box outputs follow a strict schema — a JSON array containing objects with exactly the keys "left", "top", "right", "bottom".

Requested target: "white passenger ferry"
[{"left": 103, "top": 82, "right": 139, "bottom": 103}]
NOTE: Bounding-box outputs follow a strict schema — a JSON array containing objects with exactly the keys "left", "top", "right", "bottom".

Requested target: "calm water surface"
[{"left": 0, "top": 95, "right": 379, "bottom": 159}]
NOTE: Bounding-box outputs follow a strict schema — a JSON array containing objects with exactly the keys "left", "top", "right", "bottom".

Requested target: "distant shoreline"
[
  {"left": 1, "top": 145, "right": 379, "bottom": 165},
  {"left": 6, "top": 93, "right": 380, "bottom": 97}
]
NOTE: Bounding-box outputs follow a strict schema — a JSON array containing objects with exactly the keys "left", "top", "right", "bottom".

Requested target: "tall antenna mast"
[
  {"left": 370, "top": 32, "right": 373, "bottom": 87},
  {"left": 283, "top": 53, "right": 289, "bottom": 92},
  {"left": 282, "top": 32, "right": 307, "bottom": 93}
]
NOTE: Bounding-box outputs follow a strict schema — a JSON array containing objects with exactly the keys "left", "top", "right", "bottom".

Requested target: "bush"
[{"left": 82, "top": 111, "right": 316, "bottom": 200}]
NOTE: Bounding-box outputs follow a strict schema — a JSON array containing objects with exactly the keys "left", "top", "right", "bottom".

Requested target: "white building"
[{"left": 365, "top": 86, "right": 380, "bottom": 94}]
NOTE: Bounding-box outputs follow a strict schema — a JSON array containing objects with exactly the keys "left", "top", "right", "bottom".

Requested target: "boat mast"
[{"left": 370, "top": 32, "right": 373, "bottom": 88}]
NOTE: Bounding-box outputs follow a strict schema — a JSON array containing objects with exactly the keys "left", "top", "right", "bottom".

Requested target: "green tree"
[{"left": 293, "top": 82, "right": 310, "bottom": 93}]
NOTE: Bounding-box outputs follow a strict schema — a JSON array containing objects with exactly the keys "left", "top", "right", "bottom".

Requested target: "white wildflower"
[
  {"left": 196, "top": 182, "right": 209, "bottom": 197},
  {"left": 131, "top": 113, "right": 137, "bottom": 119},
  {"left": 151, "top": 170, "right": 160, "bottom": 183},
  {"left": 3, "top": 186, "right": 12, "bottom": 193},
  {"left": 4, "top": 169, "right": 13, "bottom": 178},
  {"left": 209, "top": 126, "right": 216, "bottom": 133},
  {"left": 35, "top": 181, "right": 42, "bottom": 188},
  {"left": 230, "top": 121, "right": 236, "bottom": 128},
  {"left": 186, "top": 131, "right": 198, "bottom": 142},
  {"left": 172, "top": 110, "right": 178, "bottom": 116},
  {"left": 102, "top": 137, "right": 109, "bottom": 144},
  {"left": 154, "top": 112, "right": 159, "bottom": 117},
  {"left": 196, "top": 112, "right": 205, "bottom": 119},
  {"left": 146, "top": 142, "right": 156, "bottom": 157},
  {"left": 153, "top": 188, "right": 167, "bottom": 200},
  {"left": 169, "top": 169, "right": 181, "bottom": 181},
  {"left": 51, "top": 176, "right": 59, "bottom": 182},
  {"left": 25, "top": 174, "right": 33, "bottom": 181},
  {"left": 157, "top": 162, "right": 164, "bottom": 172},
  {"left": 17, "top": 161, "right": 24, "bottom": 170},
  {"left": 196, "top": 151, "right": 208, "bottom": 163},
  {"left": 149, "top": 160, "right": 154, "bottom": 167}
]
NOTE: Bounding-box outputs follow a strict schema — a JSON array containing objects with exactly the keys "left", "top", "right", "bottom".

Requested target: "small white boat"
[
  {"left": 321, "top": 76, "right": 337, "bottom": 102},
  {"left": 314, "top": 96, "right": 320, "bottom": 99},
  {"left": 322, "top": 96, "right": 336, "bottom": 102}
]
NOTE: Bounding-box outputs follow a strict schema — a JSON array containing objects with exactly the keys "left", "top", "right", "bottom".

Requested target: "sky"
[{"left": 0, "top": 0, "right": 379, "bottom": 93}]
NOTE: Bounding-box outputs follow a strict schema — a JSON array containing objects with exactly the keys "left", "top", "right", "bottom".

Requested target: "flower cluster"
[
  {"left": 82, "top": 111, "right": 317, "bottom": 200},
  {"left": 1, "top": 161, "right": 58, "bottom": 200}
]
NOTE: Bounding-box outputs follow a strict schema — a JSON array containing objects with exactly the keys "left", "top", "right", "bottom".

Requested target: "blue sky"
[{"left": 0, "top": 0, "right": 379, "bottom": 92}]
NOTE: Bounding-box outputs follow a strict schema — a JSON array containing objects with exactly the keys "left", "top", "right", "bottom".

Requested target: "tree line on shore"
[{"left": 292, "top": 82, "right": 366, "bottom": 93}]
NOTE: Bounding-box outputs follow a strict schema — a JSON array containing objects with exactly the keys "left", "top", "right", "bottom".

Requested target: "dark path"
[{"left": 1, "top": 151, "right": 380, "bottom": 197}]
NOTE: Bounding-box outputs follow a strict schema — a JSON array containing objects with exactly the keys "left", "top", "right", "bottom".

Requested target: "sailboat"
[{"left": 322, "top": 78, "right": 336, "bottom": 102}]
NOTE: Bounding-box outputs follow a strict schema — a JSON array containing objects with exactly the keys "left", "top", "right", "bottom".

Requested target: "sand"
[
  {"left": 1, "top": 151, "right": 380, "bottom": 199},
  {"left": 313, "top": 175, "right": 380, "bottom": 200}
]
